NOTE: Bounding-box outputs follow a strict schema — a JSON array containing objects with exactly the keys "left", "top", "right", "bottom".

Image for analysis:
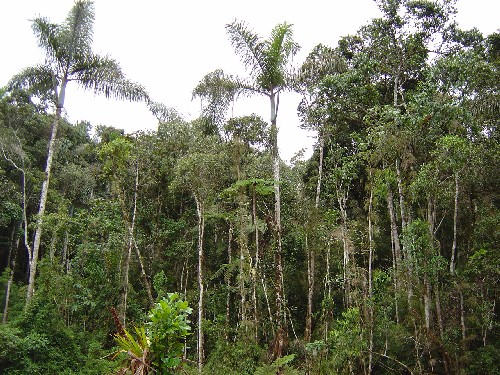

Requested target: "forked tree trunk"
[{"left": 26, "top": 78, "right": 67, "bottom": 305}]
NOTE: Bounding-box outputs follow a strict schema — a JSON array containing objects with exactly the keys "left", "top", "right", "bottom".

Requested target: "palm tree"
[
  {"left": 8, "top": 0, "right": 149, "bottom": 305},
  {"left": 226, "top": 20, "right": 299, "bottom": 358}
]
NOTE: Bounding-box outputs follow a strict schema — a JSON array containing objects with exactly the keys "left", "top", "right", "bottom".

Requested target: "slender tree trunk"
[
  {"left": 1, "top": 135, "right": 31, "bottom": 276},
  {"left": 315, "top": 134, "right": 324, "bottom": 209},
  {"left": 270, "top": 92, "right": 285, "bottom": 358},
  {"left": 338, "top": 192, "right": 351, "bottom": 308},
  {"left": 132, "top": 237, "right": 154, "bottom": 305},
  {"left": 387, "top": 187, "right": 402, "bottom": 271},
  {"left": 226, "top": 224, "right": 233, "bottom": 340},
  {"left": 459, "top": 288, "right": 466, "bottom": 351},
  {"left": 26, "top": 78, "right": 67, "bottom": 305},
  {"left": 194, "top": 194, "right": 205, "bottom": 374},
  {"left": 238, "top": 201, "right": 248, "bottom": 323},
  {"left": 305, "top": 134, "right": 323, "bottom": 343},
  {"left": 62, "top": 205, "right": 73, "bottom": 272},
  {"left": 396, "top": 159, "right": 407, "bottom": 230},
  {"left": 305, "top": 233, "right": 314, "bottom": 342},
  {"left": 3, "top": 223, "right": 20, "bottom": 323},
  {"left": 252, "top": 186, "right": 259, "bottom": 340},
  {"left": 368, "top": 178, "right": 375, "bottom": 375},
  {"left": 119, "top": 164, "right": 139, "bottom": 326},
  {"left": 450, "top": 173, "right": 459, "bottom": 274},
  {"left": 324, "top": 239, "right": 332, "bottom": 340},
  {"left": 424, "top": 277, "right": 432, "bottom": 331}
]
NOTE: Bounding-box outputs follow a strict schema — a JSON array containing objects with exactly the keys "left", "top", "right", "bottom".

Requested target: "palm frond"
[
  {"left": 148, "top": 101, "right": 184, "bottom": 123},
  {"left": 226, "top": 21, "right": 267, "bottom": 83},
  {"left": 8, "top": 65, "right": 56, "bottom": 97},
  {"left": 193, "top": 69, "right": 240, "bottom": 131},
  {"left": 268, "top": 22, "right": 300, "bottom": 68},
  {"left": 61, "top": 0, "right": 95, "bottom": 62},
  {"left": 71, "top": 54, "right": 149, "bottom": 102},
  {"left": 31, "top": 17, "right": 62, "bottom": 65}
]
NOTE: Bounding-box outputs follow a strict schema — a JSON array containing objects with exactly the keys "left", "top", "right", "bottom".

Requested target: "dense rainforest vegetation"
[{"left": 0, "top": 0, "right": 498, "bottom": 374}]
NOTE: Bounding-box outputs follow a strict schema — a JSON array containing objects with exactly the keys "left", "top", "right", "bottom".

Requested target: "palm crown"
[
  {"left": 226, "top": 21, "right": 300, "bottom": 96},
  {"left": 9, "top": 0, "right": 148, "bottom": 105}
]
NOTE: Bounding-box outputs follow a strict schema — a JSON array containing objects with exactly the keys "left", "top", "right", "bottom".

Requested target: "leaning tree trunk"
[
  {"left": 194, "top": 194, "right": 205, "bottom": 374},
  {"left": 26, "top": 78, "right": 67, "bottom": 305}
]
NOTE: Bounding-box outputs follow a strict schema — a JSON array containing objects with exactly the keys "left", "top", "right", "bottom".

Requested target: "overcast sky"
[{"left": 1, "top": 0, "right": 498, "bottom": 161}]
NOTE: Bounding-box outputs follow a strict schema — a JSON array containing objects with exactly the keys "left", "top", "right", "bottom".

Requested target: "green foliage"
[
  {"left": 147, "top": 293, "right": 192, "bottom": 373},
  {"left": 254, "top": 354, "right": 299, "bottom": 375},
  {"left": 464, "top": 345, "right": 500, "bottom": 375},
  {"left": 203, "top": 338, "right": 264, "bottom": 375},
  {"left": 114, "top": 293, "right": 192, "bottom": 374},
  {"left": 1, "top": 2, "right": 499, "bottom": 375},
  {"left": 327, "top": 307, "right": 366, "bottom": 373}
]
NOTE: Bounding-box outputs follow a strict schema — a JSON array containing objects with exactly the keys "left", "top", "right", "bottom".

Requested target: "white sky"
[{"left": 1, "top": 0, "right": 498, "bottom": 162}]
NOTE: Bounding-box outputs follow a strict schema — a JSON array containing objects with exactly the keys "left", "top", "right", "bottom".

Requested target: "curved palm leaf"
[
  {"left": 226, "top": 21, "right": 267, "bottom": 86},
  {"left": 71, "top": 54, "right": 148, "bottom": 102},
  {"left": 8, "top": 65, "right": 56, "bottom": 97},
  {"left": 31, "top": 17, "right": 62, "bottom": 66},
  {"left": 193, "top": 69, "right": 239, "bottom": 130}
]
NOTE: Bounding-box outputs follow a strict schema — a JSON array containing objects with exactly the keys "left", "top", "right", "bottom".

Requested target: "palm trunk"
[
  {"left": 270, "top": 92, "right": 285, "bottom": 358},
  {"left": 194, "top": 194, "right": 205, "bottom": 374},
  {"left": 26, "top": 78, "right": 67, "bottom": 305}
]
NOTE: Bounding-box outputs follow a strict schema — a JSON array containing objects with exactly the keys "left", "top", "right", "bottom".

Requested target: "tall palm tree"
[
  {"left": 226, "top": 20, "right": 299, "bottom": 358},
  {"left": 8, "top": 0, "right": 149, "bottom": 304}
]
